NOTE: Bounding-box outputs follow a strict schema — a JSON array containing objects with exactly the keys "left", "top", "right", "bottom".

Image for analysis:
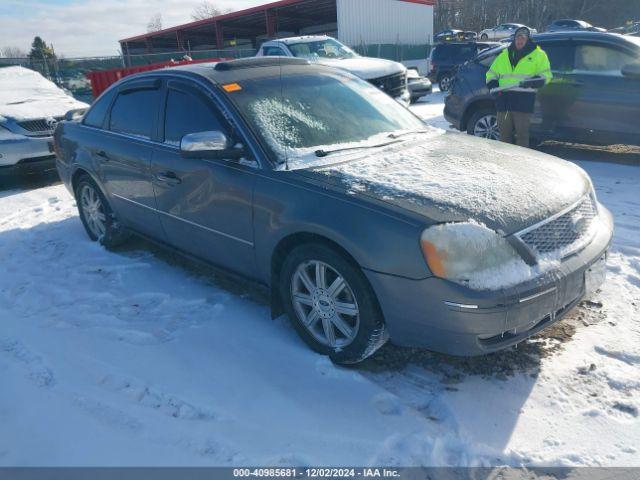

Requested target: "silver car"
[{"left": 479, "top": 23, "right": 537, "bottom": 40}]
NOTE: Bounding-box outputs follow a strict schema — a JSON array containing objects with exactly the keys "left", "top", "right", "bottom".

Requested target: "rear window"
[
  {"left": 433, "top": 44, "right": 477, "bottom": 61},
  {"left": 109, "top": 88, "right": 160, "bottom": 139}
]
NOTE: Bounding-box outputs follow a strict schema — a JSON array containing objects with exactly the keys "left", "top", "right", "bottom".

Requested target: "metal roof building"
[{"left": 119, "top": 0, "right": 435, "bottom": 66}]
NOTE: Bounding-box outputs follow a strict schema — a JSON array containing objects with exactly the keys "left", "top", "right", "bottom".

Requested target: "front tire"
[
  {"left": 280, "top": 243, "right": 387, "bottom": 365},
  {"left": 480, "top": 34, "right": 489, "bottom": 40},
  {"left": 75, "top": 175, "right": 130, "bottom": 249},
  {"left": 467, "top": 108, "right": 500, "bottom": 140}
]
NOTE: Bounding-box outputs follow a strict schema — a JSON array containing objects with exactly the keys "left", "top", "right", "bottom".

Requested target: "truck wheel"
[
  {"left": 280, "top": 243, "right": 388, "bottom": 365},
  {"left": 467, "top": 108, "right": 500, "bottom": 140},
  {"left": 438, "top": 74, "right": 453, "bottom": 92},
  {"left": 75, "top": 175, "right": 130, "bottom": 249}
]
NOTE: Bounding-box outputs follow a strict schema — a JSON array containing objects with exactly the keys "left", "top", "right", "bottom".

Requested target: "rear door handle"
[{"left": 156, "top": 171, "right": 182, "bottom": 185}]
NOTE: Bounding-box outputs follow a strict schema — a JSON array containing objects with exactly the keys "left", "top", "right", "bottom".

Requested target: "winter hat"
[{"left": 515, "top": 27, "right": 531, "bottom": 39}]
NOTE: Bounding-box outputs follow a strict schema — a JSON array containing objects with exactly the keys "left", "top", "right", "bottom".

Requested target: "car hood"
[
  {"left": 297, "top": 131, "right": 591, "bottom": 235},
  {"left": 312, "top": 56, "right": 406, "bottom": 80}
]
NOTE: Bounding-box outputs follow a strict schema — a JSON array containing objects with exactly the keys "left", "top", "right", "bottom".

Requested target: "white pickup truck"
[
  {"left": 257, "top": 36, "right": 410, "bottom": 106},
  {"left": 0, "top": 66, "right": 88, "bottom": 177}
]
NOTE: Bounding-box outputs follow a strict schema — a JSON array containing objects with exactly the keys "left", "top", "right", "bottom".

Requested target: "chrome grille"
[
  {"left": 17, "top": 117, "right": 63, "bottom": 136},
  {"left": 369, "top": 72, "right": 407, "bottom": 98},
  {"left": 518, "top": 196, "right": 599, "bottom": 257}
]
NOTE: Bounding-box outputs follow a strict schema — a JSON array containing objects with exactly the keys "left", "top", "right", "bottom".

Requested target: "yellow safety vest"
[{"left": 486, "top": 46, "right": 552, "bottom": 89}]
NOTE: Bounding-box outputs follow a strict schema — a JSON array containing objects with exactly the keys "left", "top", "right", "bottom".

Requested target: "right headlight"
[{"left": 420, "top": 221, "right": 532, "bottom": 290}]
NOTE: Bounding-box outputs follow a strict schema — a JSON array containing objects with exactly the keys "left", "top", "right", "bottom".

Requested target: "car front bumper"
[
  {"left": 0, "top": 134, "right": 56, "bottom": 176},
  {"left": 365, "top": 206, "right": 614, "bottom": 356}
]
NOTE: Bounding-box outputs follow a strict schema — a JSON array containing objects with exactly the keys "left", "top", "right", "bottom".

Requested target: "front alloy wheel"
[
  {"left": 280, "top": 244, "right": 387, "bottom": 365},
  {"left": 291, "top": 260, "right": 360, "bottom": 349}
]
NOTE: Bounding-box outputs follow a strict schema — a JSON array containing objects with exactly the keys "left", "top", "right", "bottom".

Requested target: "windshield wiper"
[
  {"left": 315, "top": 139, "right": 403, "bottom": 158},
  {"left": 387, "top": 129, "right": 431, "bottom": 139}
]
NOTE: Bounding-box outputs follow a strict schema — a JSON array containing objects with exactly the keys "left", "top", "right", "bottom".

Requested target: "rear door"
[
  {"left": 562, "top": 41, "right": 640, "bottom": 143},
  {"left": 99, "top": 78, "right": 164, "bottom": 238},
  {"left": 531, "top": 40, "right": 577, "bottom": 139},
  {"left": 151, "top": 78, "right": 257, "bottom": 277}
]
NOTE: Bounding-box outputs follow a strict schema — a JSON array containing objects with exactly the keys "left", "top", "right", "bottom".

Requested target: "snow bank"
[{"left": 0, "top": 66, "right": 87, "bottom": 122}]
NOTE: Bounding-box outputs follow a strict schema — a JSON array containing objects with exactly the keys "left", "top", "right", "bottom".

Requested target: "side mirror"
[
  {"left": 621, "top": 63, "right": 640, "bottom": 79},
  {"left": 180, "top": 131, "right": 245, "bottom": 159}
]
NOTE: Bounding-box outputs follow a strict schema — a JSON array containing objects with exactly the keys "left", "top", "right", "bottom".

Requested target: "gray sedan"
[{"left": 54, "top": 58, "right": 613, "bottom": 364}]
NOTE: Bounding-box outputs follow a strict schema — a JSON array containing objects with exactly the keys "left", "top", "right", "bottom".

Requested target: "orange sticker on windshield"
[{"left": 223, "top": 83, "right": 242, "bottom": 93}]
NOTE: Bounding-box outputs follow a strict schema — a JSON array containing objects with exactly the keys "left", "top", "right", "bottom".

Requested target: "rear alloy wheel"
[
  {"left": 439, "top": 74, "right": 453, "bottom": 92},
  {"left": 75, "top": 175, "right": 130, "bottom": 248},
  {"left": 467, "top": 109, "right": 500, "bottom": 140},
  {"left": 280, "top": 244, "right": 387, "bottom": 365}
]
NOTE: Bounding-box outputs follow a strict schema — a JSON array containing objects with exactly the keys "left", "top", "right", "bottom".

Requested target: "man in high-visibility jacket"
[{"left": 486, "top": 27, "right": 552, "bottom": 147}]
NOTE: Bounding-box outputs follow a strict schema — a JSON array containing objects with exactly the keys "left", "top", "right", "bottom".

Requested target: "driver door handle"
[{"left": 156, "top": 171, "right": 182, "bottom": 185}]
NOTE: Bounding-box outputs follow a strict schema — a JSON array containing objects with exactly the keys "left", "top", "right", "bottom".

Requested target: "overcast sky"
[{"left": 0, "top": 0, "right": 266, "bottom": 57}]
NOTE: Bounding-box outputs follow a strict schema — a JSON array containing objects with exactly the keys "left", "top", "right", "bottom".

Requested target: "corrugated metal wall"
[{"left": 337, "top": 0, "right": 433, "bottom": 46}]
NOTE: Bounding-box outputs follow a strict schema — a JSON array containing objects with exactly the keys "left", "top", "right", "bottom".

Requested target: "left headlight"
[{"left": 420, "top": 221, "right": 530, "bottom": 290}]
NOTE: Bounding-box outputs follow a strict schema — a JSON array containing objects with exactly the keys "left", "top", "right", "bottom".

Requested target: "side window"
[
  {"left": 263, "top": 46, "right": 286, "bottom": 56},
  {"left": 83, "top": 88, "right": 116, "bottom": 129},
  {"left": 109, "top": 88, "right": 160, "bottom": 139},
  {"left": 540, "top": 42, "right": 575, "bottom": 72},
  {"left": 163, "top": 88, "right": 228, "bottom": 146},
  {"left": 574, "top": 44, "right": 635, "bottom": 74}
]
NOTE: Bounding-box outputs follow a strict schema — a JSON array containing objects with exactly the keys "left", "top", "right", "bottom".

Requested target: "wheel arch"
[{"left": 462, "top": 98, "right": 496, "bottom": 131}]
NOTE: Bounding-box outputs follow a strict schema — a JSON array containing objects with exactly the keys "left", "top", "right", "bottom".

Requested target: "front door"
[
  {"left": 151, "top": 79, "right": 257, "bottom": 278},
  {"left": 562, "top": 42, "right": 640, "bottom": 144}
]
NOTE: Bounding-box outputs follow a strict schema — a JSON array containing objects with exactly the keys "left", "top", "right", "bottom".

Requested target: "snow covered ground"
[{"left": 1, "top": 92, "right": 638, "bottom": 467}]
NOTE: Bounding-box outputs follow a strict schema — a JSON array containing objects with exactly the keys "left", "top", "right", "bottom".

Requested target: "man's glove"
[
  {"left": 487, "top": 79, "right": 499, "bottom": 91},
  {"left": 520, "top": 76, "right": 546, "bottom": 89}
]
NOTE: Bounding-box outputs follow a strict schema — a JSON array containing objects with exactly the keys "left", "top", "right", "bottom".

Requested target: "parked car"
[
  {"left": 428, "top": 41, "right": 499, "bottom": 92},
  {"left": 55, "top": 57, "right": 613, "bottom": 364},
  {"left": 435, "top": 30, "right": 477, "bottom": 43},
  {"left": 444, "top": 32, "right": 640, "bottom": 146},
  {"left": 407, "top": 69, "right": 432, "bottom": 102},
  {"left": 0, "top": 66, "right": 87, "bottom": 177},
  {"left": 609, "top": 21, "right": 639, "bottom": 35},
  {"left": 547, "top": 19, "right": 606, "bottom": 33},
  {"left": 479, "top": 23, "right": 537, "bottom": 41},
  {"left": 256, "top": 35, "right": 410, "bottom": 105}
]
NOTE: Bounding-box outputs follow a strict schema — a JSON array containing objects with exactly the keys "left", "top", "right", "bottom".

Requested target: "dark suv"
[
  {"left": 444, "top": 32, "right": 640, "bottom": 145},
  {"left": 428, "top": 42, "right": 498, "bottom": 91}
]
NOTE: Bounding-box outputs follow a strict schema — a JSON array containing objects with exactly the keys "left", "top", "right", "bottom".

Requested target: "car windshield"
[
  {"left": 286, "top": 39, "right": 358, "bottom": 60},
  {"left": 225, "top": 70, "right": 426, "bottom": 169}
]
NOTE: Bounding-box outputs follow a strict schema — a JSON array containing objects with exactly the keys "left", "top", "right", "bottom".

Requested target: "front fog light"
[{"left": 420, "top": 221, "right": 531, "bottom": 290}]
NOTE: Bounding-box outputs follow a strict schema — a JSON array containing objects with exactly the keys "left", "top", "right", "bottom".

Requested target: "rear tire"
[
  {"left": 480, "top": 34, "right": 489, "bottom": 40},
  {"left": 467, "top": 108, "right": 500, "bottom": 140},
  {"left": 280, "top": 243, "right": 387, "bottom": 365},
  {"left": 74, "top": 174, "right": 130, "bottom": 249},
  {"left": 438, "top": 74, "right": 453, "bottom": 92}
]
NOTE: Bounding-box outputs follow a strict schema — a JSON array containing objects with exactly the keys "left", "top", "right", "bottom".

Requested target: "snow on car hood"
[
  {"left": 304, "top": 130, "right": 591, "bottom": 235},
  {"left": 0, "top": 66, "right": 88, "bottom": 122},
  {"left": 311, "top": 56, "right": 406, "bottom": 80}
]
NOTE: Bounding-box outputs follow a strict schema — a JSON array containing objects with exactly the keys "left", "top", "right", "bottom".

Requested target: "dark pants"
[{"left": 497, "top": 111, "right": 531, "bottom": 148}]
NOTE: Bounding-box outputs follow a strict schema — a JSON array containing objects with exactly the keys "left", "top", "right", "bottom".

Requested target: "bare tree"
[
  {"left": 191, "top": 1, "right": 232, "bottom": 21},
  {"left": 147, "top": 13, "right": 163, "bottom": 32},
  {"left": 1, "top": 46, "right": 27, "bottom": 58}
]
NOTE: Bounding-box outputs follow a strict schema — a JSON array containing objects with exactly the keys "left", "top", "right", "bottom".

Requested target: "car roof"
[
  {"left": 533, "top": 30, "right": 638, "bottom": 45},
  {"left": 272, "top": 35, "right": 332, "bottom": 44},
  {"left": 119, "top": 57, "right": 340, "bottom": 86}
]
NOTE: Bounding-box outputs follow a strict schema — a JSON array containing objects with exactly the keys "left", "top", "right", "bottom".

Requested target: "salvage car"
[
  {"left": 256, "top": 35, "right": 410, "bottom": 105},
  {"left": 546, "top": 19, "right": 606, "bottom": 33},
  {"left": 428, "top": 41, "right": 499, "bottom": 92},
  {"left": 445, "top": 32, "right": 640, "bottom": 146},
  {"left": 0, "top": 66, "right": 87, "bottom": 176},
  {"left": 55, "top": 57, "right": 613, "bottom": 364},
  {"left": 479, "top": 23, "right": 537, "bottom": 41}
]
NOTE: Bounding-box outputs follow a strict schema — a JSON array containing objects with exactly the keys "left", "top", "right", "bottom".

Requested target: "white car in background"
[
  {"left": 479, "top": 23, "right": 537, "bottom": 41},
  {"left": 257, "top": 35, "right": 410, "bottom": 106},
  {"left": 0, "top": 66, "right": 88, "bottom": 177}
]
